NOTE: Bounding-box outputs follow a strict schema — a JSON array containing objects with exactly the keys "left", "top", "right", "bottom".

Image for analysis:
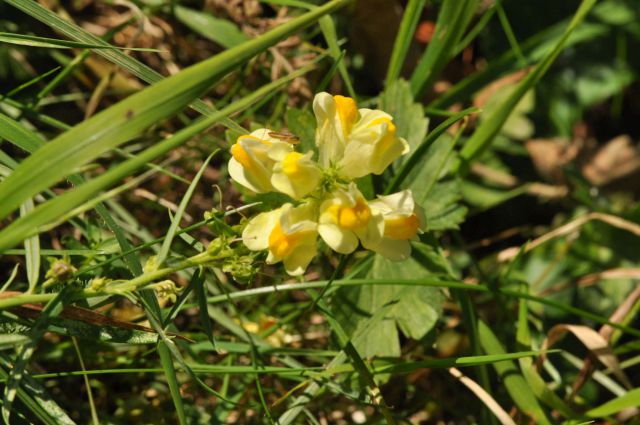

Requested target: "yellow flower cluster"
[{"left": 229, "top": 93, "right": 425, "bottom": 275}]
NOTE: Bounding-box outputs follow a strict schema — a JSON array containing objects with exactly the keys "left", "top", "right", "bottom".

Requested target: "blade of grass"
[
  {"left": 0, "top": 32, "right": 161, "bottom": 51},
  {"left": 0, "top": 58, "right": 317, "bottom": 251},
  {"left": 516, "top": 288, "right": 577, "bottom": 418},
  {"left": 586, "top": 388, "right": 640, "bottom": 418},
  {"left": 385, "top": 0, "right": 426, "bottom": 86},
  {"left": 0, "top": 354, "right": 75, "bottom": 425},
  {"left": 156, "top": 152, "right": 217, "bottom": 266},
  {"left": 71, "top": 338, "right": 99, "bottom": 425},
  {"left": 495, "top": 3, "right": 526, "bottom": 66},
  {"left": 158, "top": 342, "right": 187, "bottom": 425},
  {"left": 454, "top": 0, "right": 598, "bottom": 175},
  {"left": 409, "top": 0, "right": 479, "bottom": 97},
  {"left": 2, "top": 288, "right": 72, "bottom": 424},
  {"left": 318, "top": 15, "right": 357, "bottom": 99},
  {"left": 0, "top": 0, "right": 350, "bottom": 223},
  {"left": 477, "top": 320, "right": 552, "bottom": 425},
  {"left": 19, "top": 198, "right": 40, "bottom": 293},
  {"left": 452, "top": 0, "right": 501, "bottom": 57}
]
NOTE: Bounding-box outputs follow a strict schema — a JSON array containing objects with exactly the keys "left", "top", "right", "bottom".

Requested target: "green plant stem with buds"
[{"left": 4, "top": 242, "right": 238, "bottom": 309}]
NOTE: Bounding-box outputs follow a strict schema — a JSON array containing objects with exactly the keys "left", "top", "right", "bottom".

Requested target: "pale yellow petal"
[
  {"left": 355, "top": 209, "right": 384, "bottom": 249},
  {"left": 318, "top": 223, "right": 358, "bottom": 254},
  {"left": 371, "top": 238, "right": 412, "bottom": 261},
  {"left": 283, "top": 235, "right": 317, "bottom": 276},
  {"left": 271, "top": 152, "right": 322, "bottom": 199},
  {"left": 242, "top": 209, "right": 281, "bottom": 251},
  {"left": 228, "top": 157, "right": 268, "bottom": 193}
]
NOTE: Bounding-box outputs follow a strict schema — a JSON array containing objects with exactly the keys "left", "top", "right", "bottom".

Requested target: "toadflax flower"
[
  {"left": 242, "top": 203, "right": 318, "bottom": 276},
  {"left": 228, "top": 92, "right": 425, "bottom": 276},
  {"left": 368, "top": 190, "right": 425, "bottom": 261},
  {"left": 270, "top": 144, "right": 322, "bottom": 200},
  {"left": 228, "top": 129, "right": 294, "bottom": 193},
  {"left": 313, "top": 92, "right": 410, "bottom": 179},
  {"left": 318, "top": 183, "right": 384, "bottom": 254}
]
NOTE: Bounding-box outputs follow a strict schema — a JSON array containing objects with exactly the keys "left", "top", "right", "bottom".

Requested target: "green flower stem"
[{"left": 0, "top": 250, "right": 225, "bottom": 310}]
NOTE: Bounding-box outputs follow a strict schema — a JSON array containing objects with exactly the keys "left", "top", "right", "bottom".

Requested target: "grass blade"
[
  {"left": 157, "top": 152, "right": 217, "bottom": 266},
  {"left": 0, "top": 32, "right": 160, "bottom": 51},
  {"left": 19, "top": 198, "right": 40, "bottom": 293},
  {"left": 409, "top": 0, "right": 479, "bottom": 97},
  {"left": 2, "top": 289, "right": 72, "bottom": 424},
  {"left": 586, "top": 387, "right": 640, "bottom": 418},
  {"left": 477, "top": 320, "right": 552, "bottom": 425},
  {"left": 385, "top": 0, "right": 426, "bottom": 86},
  {"left": 3, "top": 0, "right": 243, "bottom": 132},
  {"left": 174, "top": 6, "right": 247, "bottom": 48},
  {"left": 157, "top": 342, "right": 187, "bottom": 425}
]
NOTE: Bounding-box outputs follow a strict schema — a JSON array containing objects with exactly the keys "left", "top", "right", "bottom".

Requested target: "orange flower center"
[{"left": 384, "top": 214, "right": 420, "bottom": 240}]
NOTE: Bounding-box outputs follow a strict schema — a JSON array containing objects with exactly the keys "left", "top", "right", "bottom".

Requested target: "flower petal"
[
  {"left": 318, "top": 223, "right": 358, "bottom": 254},
  {"left": 371, "top": 237, "right": 412, "bottom": 261},
  {"left": 242, "top": 208, "right": 282, "bottom": 251}
]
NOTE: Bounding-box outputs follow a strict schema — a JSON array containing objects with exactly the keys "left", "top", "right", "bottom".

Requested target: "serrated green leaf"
[
  {"left": 334, "top": 247, "right": 444, "bottom": 358},
  {"left": 406, "top": 133, "right": 457, "bottom": 203},
  {"left": 422, "top": 180, "right": 468, "bottom": 231}
]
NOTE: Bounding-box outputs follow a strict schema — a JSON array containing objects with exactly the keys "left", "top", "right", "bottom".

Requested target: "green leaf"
[
  {"left": 19, "top": 198, "right": 40, "bottom": 292},
  {"left": 174, "top": 6, "right": 248, "bottom": 49},
  {"left": 586, "top": 387, "right": 640, "bottom": 418},
  {"left": 380, "top": 78, "right": 429, "bottom": 159},
  {"left": 0, "top": 334, "right": 29, "bottom": 350},
  {"left": 0, "top": 353, "right": 76, "bottom": 425},
  {"left": 386, "top": 106, "right": 479, "bottom": 194},
  {"left": 461, "top": 180, "right": 528, "bottom": 211},
  {"left": 158, "top": 341, "right": 187, "bottom": 425},
  {"left": 0, "top": 32, "right": 160, "bottom": 51},
  {"left": 406, "top": 132, "right": 457, "bottom": 203},
  {"left": 0, "top": 70, "right": 305, "bottom": 252},
  {"left": 0, "top": 112, "right": 45, "bottom": 154},
  {"left": 478, "top": 86, "right": 535, "bottom": 140},
  {"left": 157, "top": 152, "right": 216, "bottom": 265},
  {"left": 335, "top": 247, "right": 444, "bottom": 358},
  {"left": 385, "top": 0, "right": 426, "bottom": 86},
  {"left": 409, "top": 0, "right": 479, "bottom": 97},
  {"left": 478, "top": 320, "right": 552, "bottom": 425},
  {"left": 2, "top": 289, "right": 72, "bottom": 424},
  {"left": 4, "top": 0, "right": 245, "bottom": 133},
  {"left": 47, "top": 319, "right": 160, "bottom": 344},
  {"left": 423, "top": 180, "right": 468, "bottom": 231}
]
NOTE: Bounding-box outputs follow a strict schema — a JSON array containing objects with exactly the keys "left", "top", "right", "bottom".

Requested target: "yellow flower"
[
  {"left": 228, "top": 129, "right": 293, "bottom": 193},
  {"left": 270, "top": 144, "right": 322, "bottom": 199},
  {"left": 368, "top": 190, "right": 425, "bottom": 261},
  {"left": 318, "top": 182, "right": 384, "bottom": 254},
  {"left": 313, "top": 92, "right": 409, "bottom": 179},
  {"left": 242, "top": 203, "right": 317, "bottom": 276}
]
